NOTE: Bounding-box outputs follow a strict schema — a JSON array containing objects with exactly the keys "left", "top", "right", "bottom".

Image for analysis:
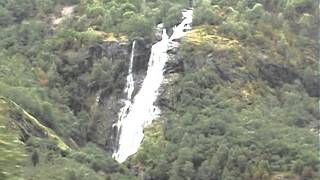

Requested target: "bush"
[
  {"left": 218, "top": 21, "right": 251, "bottom": 39},
  {"left": 288, "top": 0, "right": 316, "bottom": 13},
  {"left": 246, "top": 3, "right": 267, "bottom": 21},
  {"left": 120, "top": 14, "right": 153, "bottom": 39},
  {"left": 70, "top": 151, "right": 91, "bottom": 164},
  {"left": 120, "top": 3, "right": 137, "bottom": 13},
  {"left": 6, "top": 0, "right": 35, "bottom": 22},
  {"left": 193, "top": 5, "right": 222, "bottom": 26},
  {"left": 17, "top": 21, "right": 46, "bottom": 46},
  {"left": 0, "top": 7, "right": 15, "bottom": 26},
  {"left": 34, "top": 0, "right": 55, "bottom": 14},
  {"left": 71, "top": 144, "right": 121, "bottom": 173},
  {"left": 163, "top": 6, "right": 182, "bottom": 28},
  {"left": 78, "top": 30, "right": 101, "bottom": 46},
  {"left": 75, "top": 15, "right": 90, "bottom": 31},
  {"left": 86, "top": 6, "right": 105, "bottom": 18}
]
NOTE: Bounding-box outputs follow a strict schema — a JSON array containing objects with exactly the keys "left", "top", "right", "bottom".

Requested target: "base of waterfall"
[{"left": 113, "top": 9, "right": 193, "bottom": 163}]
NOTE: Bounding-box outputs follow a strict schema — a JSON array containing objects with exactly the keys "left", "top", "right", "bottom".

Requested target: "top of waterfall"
[
  {"left": 169, "top": 9, "right": 193, "bottom": 41},
  {"left": 162, "top": 29, "right": 169, "bottom": 41},
  {"left": 182, "top": 9, "right": 193, "bottom": 20}
]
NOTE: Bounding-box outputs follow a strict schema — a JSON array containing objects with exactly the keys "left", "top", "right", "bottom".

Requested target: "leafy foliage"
[{"left": 0, "top": 0, "right": 318, "bottom": 179}]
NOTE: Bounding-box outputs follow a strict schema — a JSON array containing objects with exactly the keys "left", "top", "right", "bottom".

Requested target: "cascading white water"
[
  {"left": 118, "top": 41, "right": 136, "bottom": 122},
  {"left": 113, "top": 9, "right": 193, "bottom": 163},
  {"left": 125, "top": 40, "right": 136, "bottom": 101},
  {"left": 113, "top": 41, "right": 136, "bottom": 134}
]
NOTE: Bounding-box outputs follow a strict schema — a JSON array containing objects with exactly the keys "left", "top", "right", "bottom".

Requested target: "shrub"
[
  {"left": 34, "top": 0, "right": 55, "bottom": 14},
  {"left": 218, "top": 21, "right": 251, "bottom": 40},
  {"left": 246, "top": 3, "right": 267, "bottom": 21},
  {"left": 193, "top": 5, "right": 222, "bottom": 26},
  {"left": 6, "top": 0, "right": 35, "bottom": 22},
  {"left": 120, "top": 14, "right": 153, "bottom": 39},
  {"left": 75, "top": 15, "right": 90, "bottom": 31},
  {"left": 288, "top": 0, "right": 316, "bottom": 13},
  {"left": 163, "top": 6, "right": 182, "bottom": 28},
  {"left": 86, "top": 6, "right": 105, "bottom": 18},
  {"left": 0, "top": 7, "right": 15, "bottom": 26},
  {"left": 120, "top": 3, "right": 137, "bottom": 13},
  {"left": 78, "top": 30, "right": 101, "bottom": 46}
]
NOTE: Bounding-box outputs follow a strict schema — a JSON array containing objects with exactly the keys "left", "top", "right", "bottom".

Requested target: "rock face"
[
  {"left": 154, "top": 24, "right": 165, "bottom": 41},
  {"left": 257, "top": 61, "right": 299, "bottom": 88},
  {"left": 301, "top": 75, "right": 320, "bottom": 97},
  {"left": 132, "top": 40, "right": 152, "bottom": 97},
  {"left": 257, "top": 60, "right": 320, "bottom": 97},
  {"left": 83, "top": 40, "right": 151, "bottom": 152},
  {"left": 53, "top": 36, "right": 152, "bottom": 152},
  {"left": 157, "top": 50, "right": 182, "bottom": 111}
]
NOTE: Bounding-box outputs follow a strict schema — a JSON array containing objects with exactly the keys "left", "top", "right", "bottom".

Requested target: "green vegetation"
[
  {"left": 0, "top": 0, "right": 318, "bottom": 179},
  {"left": 0, "top": 98, "right": 27, "bottom": 178},
  {"left": 133, "top": 0, "right": 319, "bottom": 179}
]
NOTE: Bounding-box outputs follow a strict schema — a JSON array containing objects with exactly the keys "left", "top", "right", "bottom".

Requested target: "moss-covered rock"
[
  {"left": 0, "top": 97, "right": 70, "bottom": 151},
  {"left": 0, "top": 98, "right": 27, "bottom": 178}
]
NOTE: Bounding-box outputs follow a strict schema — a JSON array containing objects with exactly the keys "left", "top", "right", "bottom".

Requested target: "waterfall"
[
  {"left": 113, "top": 9, "right": 193, "bottom": 163},
  {"left": 125, "top": 41, "right": 136, "bottom": 101},
  {"left": 113, "top": 41, "right": 136, "bottom": 148}
]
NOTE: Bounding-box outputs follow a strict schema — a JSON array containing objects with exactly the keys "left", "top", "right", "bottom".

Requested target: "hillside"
[{"left": 0, "top": 0, "right": 319, "bottom": 179}]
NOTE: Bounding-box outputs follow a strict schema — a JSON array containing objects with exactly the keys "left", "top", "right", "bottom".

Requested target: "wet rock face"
[
  {"left": 155, "top": 24, "right": 165, "bottom": 41},
  {"left": 86, "top": 41, "right": 130, "bottom": 150},
  {"left": 131, "top": 40, "right": 152, "bottom": 97},
  {"left": 132, "top": 40, "right": 151, "bottom": 75},
  {"left": 103, "top": 41, "right": 129, "bottom": 61},
  {"left": 88, "top": 95, "right": 121, "bottom": 152},
  {"left": 86, "top": 40, "right": 152, "bottom": 152},
  {"left": 157, "top": 51, "right": 184, "bottom": 111}
]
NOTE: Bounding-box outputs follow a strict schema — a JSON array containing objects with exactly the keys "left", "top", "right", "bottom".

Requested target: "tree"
[
  {"left": 121, "top": 14, "right": 153, "bottom": 39},
  {"left": 34, "top": 0, "right": 55, "bottom": 14},
  {"left": 6, "top": 0, "right": 35, "bottom": 22},
  {"left": 163, "top": 6, "right": 182, "bottom": 28},
  {"left": 31, "top": 150, "right": 40, "bottom": 166},
  {"left": 0, "top": 7, "right": 15, "bottom": 26},
  {"left": 246, "top": 3, "right": 267, "bottom": 21},
  {"left": 193, "top": 4, "right": 222, "bottom": 26}
]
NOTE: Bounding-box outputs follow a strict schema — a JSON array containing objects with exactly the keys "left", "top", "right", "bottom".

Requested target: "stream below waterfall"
[{"left": 113, "top": 9, "right": 193, "bottom": 163}]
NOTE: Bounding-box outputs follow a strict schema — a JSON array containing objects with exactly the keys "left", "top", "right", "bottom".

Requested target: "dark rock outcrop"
[
  {"left": 164, "top": 58, "right": 184, "bottom": 74},
  {"left": 257, "top": 61, "right": 299, "bottom": 87},
  {"left": 85, "top": 40, "right": 152, "bottom": 153},
  {"left": 86, "top": 41, "right": 130, "bottom": 151},
  {"left": 301, "top": 74, "right": 320, "bottom": 97}
]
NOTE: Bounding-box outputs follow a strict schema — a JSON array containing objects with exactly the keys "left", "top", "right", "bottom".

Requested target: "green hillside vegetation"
[
  {"left": 134, "top": 0, "right": 319, "bottom": 179},
  {"left": 0, "top": 0, "right": 318, "bottom": 179},
  {"left": 0, "top": 98, "right": 27, "bottom": 178}
]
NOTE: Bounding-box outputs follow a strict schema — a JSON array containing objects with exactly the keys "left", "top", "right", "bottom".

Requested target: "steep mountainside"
[
  {"left": 0, "top": 0, "right": 318, "bottom": 179},
  {"left": 134, "top": 1, "right": 319, "bottom": 179}
]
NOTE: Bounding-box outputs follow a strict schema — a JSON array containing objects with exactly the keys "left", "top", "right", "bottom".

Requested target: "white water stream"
[
  {"left": 116, "top": 40, "right": 136, "bottom": 127},
  {"left": 113, "top": 9, "right": 193, "bottom": 163}
]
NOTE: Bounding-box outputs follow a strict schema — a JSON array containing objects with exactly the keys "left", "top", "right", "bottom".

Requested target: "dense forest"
[{"left": 0, "top": 0, "right": 319, "bottom": 179}]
